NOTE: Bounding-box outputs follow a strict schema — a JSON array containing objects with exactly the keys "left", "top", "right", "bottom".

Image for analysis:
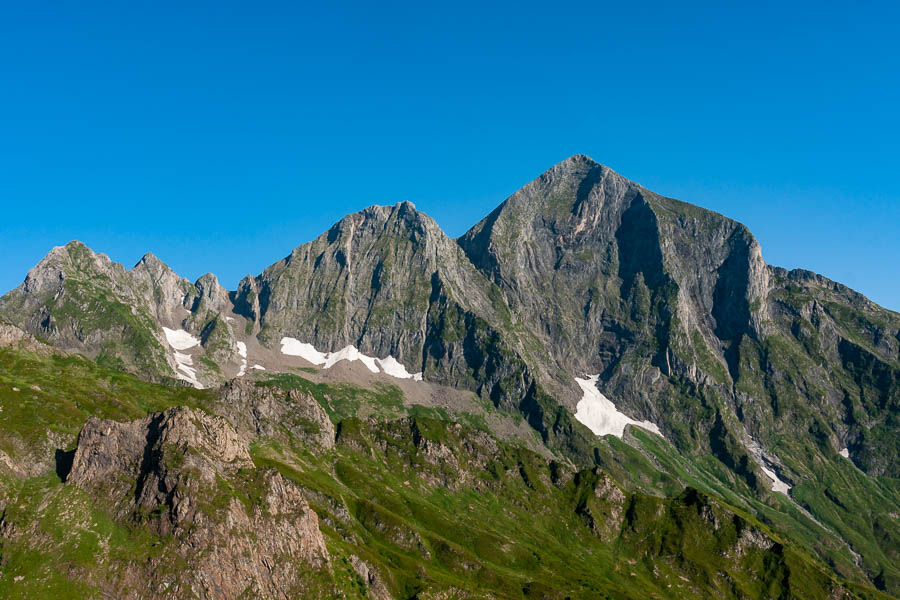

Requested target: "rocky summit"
[{"left": 0, "top": 155, "right": 897, "bottom": 599}]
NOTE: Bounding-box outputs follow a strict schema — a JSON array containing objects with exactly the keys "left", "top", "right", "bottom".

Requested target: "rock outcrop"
[
  {"left": 66, "top": 407, "right": 330, "bottom": 599},
  {"left": 0, "top": 321, "right": 53, "bottom": 355},
  {"left": 215, "top": 378, "right": 336, "bottom": 449}
]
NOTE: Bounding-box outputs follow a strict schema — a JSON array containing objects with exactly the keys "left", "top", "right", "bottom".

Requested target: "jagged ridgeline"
[{"left": 0, "top": 155, "right": 897, "bottom": 599}]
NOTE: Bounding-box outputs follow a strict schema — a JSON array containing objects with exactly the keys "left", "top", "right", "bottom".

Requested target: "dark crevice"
[{"left": 54, "top": 448, "right": 75, "bottom": 482}]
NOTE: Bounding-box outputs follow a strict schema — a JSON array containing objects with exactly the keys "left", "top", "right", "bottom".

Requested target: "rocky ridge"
[{"left": 63, "top": 406, "right": 330, "bottom": 598}]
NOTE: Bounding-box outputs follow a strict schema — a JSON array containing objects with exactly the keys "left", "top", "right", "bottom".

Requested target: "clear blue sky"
[{"left": 2, "top": 1, "right": 898, "bottom": 311}]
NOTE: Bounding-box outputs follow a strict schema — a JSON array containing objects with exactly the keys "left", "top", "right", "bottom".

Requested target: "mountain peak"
[
  {"left": 63, "top": 239, "right": 89, "bottom": 251},
  {"left": 31, "top": 240, "right": 114, "bottom": 276},
  {"left": 137, "top": 251, "right": 159, "bottom": 263},
  {"left": 131, "top": 252, "right": 182, "bottom": 281},
  {"left": 560, "top": 153, "right": 599, "bottom": 166},
  {"left": 321, "top": 199, "right": 441, "bottom": 249},
  {"left": 48, "top": 240, "right": 94, "bottom": 260}
]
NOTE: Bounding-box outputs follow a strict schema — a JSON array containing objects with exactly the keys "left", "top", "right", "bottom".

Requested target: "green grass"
[
  {"left": 242, "top": 415, "right": 880, "bottom": 599},
  {"left": 0, "top": 344, "right": 894, "bottom": 599},
  {"left": 0, "top": 347, "right": 211, "bottom": 463}
]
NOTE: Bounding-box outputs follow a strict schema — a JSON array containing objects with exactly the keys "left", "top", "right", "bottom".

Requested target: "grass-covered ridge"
[
  {"left": 0, "top": 341, "right": 894, "bottom": 598},
  {"left": 0, "top": 347, "right": 210, "bottom": 465}
]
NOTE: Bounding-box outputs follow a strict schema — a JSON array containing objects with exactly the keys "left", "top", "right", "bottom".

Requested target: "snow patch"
[
  {"left": 839, "top": 448, "right": 849, "bottom": 458},
  {"left": 252, "top": 364, "right": 266, "bottom": 371},
  {"left": 573, "top": 375, "right": 662, "bottom": 438},
  {"left": 176, "top": 362, "right": 197, "bottom": 378},
  {"left": 162, "top": 328, "right": 202, "bottom": 388},
  {"left": 376, "top": 356, "right": 419, "bottom": 379},
  {"left": 279, "top": 337, "right": 424, "bottom": 381},
  {"left": 760, "top": 465, "right": 792, "bottom": 494},
  {"left": 162, "top": 327, "right": 200, "bottom": 351},
  {"left": 280, "top": 338, "right": 327, "bottom": 365},
  {"left": 172, "top": 351, "right": 200, "bottom": 388},
  {"left": 322, "top": 346, "right": 380, "bottom": 373},
  {"left": 236, "top": 341, "right": 248, "bottom": 377},
  {"left": 746, "top": 437, "right": 791, "bottom": 495}
]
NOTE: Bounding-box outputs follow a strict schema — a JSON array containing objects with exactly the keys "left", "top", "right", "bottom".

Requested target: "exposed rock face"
[
  {"left": 216, "top": 379, "right": 336, "bottom": 449},
  {"left": 349, "top": 555, "right": 393, "bottom": 600},
  {"left": 458, "top": 155, "right": 767, "bottom": 407},
  {"left": 0, "top": 322, "right": 52, "bottom": 354},
  {"left": 574, "top": 468, "right": 627, "bottom": 542},
  {"left": 247, "top": 201, "right": 537, "bottom": 408},
  {"left": 189, "top": 272, "right": 231, "bottom": 315},
  {"left": 68, "top": 407, "right": 253, "bottom": 523},
  {"left": 129, "top": 252, "right": 195, "bottom": 325},
  {"left": 66, "top": 407, "right": 329, "bottom": 598}
]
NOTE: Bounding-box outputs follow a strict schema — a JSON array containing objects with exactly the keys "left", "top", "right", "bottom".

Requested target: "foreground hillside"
[{"left": 0, "top": 334, "right": 891, "bottom": 599}]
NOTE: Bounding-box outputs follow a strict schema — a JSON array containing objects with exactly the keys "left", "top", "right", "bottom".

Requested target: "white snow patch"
[
  {"left": 322, "top": 346, "right": 381, "bottom": 373},
  {"left": 279, "top": 337, "right": 423, "bottom": 381},
  {"left": 839, "top": 448, "right": 849, "bottom": 458},
  {"left": 162, "top": 328, "right": 200, "bottom": 351},
  {"left": 746, "top": 437, "right": 792, "bottom": 495},
  {"left": 760, "top": 465, "right": 792, "bottom": 494},
  {"left": 280, "top": 338, "right": 327, "bottom": 365},
  {"left": 224, "top": 316, "right": 234, "bottom": 322},
  {"left": 236, "top": 341, "right": 248, "bottom": 377},
  {"left": 177, "top": 362, "right": 197, "bottom": 378},
  {"left": 252, "top": 364, "right": 266, "bottom": 371},
  {"left": 162, "top": 328, "right": 202, "bottom": 388},
  {"left": 376, "top": 355, "right": 420, "bottom": 380},
  {"left": 573, "top": 375, "right": 662, "bottom": 438},
  {"left": 172, "top": 350, "right": 200, "bottom": 388}
]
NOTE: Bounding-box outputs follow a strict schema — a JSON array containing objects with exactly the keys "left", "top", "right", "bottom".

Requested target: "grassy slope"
[{"left": 0, "top": 348, "right": 891, "bottom": 599}]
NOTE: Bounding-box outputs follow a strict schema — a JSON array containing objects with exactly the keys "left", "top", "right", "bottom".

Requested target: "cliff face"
[
  {"left": 245, "top": 201, "right": 539, "bottom": 410},
  {"left": 64, "top": 407, "right": 329, "bottom": 599},
  {"left": 458, "top": 155, "right": 768, "bottom": 405}
]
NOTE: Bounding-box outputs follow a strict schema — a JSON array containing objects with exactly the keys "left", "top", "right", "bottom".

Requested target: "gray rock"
[{"left": 66, "top": 406, "right": 330, "bottom": 599}]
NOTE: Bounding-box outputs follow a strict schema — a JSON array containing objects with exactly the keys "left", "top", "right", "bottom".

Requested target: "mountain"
[
  {"left": 0, "top": 242, "right": 244, "bottom": 387},
  {"left": 242, "top": 200, "right": 537, "bottom": 408},
  {"left": 0, "top": 155, "right": 897, "bottom": 598}
]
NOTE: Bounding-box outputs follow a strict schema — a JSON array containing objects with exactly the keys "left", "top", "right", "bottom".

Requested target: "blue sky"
[{"left": 1, "top": 1, "right": 898, "bottom": 310}]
